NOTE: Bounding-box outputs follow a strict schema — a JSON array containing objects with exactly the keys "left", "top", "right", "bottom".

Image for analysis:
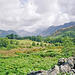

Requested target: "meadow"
[{"left": 0, "top": 37, "right": 75, "bottom": 75}]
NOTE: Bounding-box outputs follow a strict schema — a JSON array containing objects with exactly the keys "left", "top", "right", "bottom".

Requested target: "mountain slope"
[
  {"left": 51, "top": 25, "right": 75, "bottom": 37},
  {"left": 40, "top": 21, "right": 75, "bottom": 37},
  {"left": 0, "top": 30, "right": 17, "bottom": 37}
]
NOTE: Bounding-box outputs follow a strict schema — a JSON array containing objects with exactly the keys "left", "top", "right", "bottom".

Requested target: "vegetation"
[
  {"left": 51, "top": 25, "right": 75, "bottom": 37},
  {"left": 0, "top": 33, "right": 75, "bottom": 75}
]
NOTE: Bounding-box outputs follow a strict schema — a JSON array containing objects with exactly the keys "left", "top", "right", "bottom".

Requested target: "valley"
[{"left": 0, "top": 21, "right": 75, "bottom": 75}]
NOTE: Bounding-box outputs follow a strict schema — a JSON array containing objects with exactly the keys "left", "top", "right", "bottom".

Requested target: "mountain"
[
  {"left": 0, "top": 29, "right": 44, "bottom": 37},
  {"left": 40, "top": 21, "right": 75, "bottom": 37},
  {"left": 0, "top": 21, "right": 75, "bottom": 37},
  {"left": 16, "top": 30, "right": 31, "bottom": 37},
  {"left": 0, "top": 30, "right": 17, "bottom": 37},
  {"left": 51, "top": 25, "right": 75, "bottom": 37},
  {"left": 16, "top": 29, "right": 45, "bottom": 37}
]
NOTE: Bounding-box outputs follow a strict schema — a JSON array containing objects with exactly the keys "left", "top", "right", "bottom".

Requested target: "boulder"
[
  {"left": 27, "top": 57, "right": 75, "bottom": 75},
  {"left": 47, "top": 65, "right": 60, "bottom": 75},
  {"left": 60, "top": 64, "right": 71, "bottom": 73},
  {"left": 67, "top": 57, "right": 74, "bottom": 68},
  {"left": 27, "top": 70, "right": 48, "bottom": 75}
]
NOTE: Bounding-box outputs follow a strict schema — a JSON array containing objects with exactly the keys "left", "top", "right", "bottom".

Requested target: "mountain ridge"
[
  {"left": 0, "top": 30, "right": 18, "bottom": 37},
  {"left": 0, "top": 21, "right": 75, "bottom": 37},
  {"left": 51, "top": 25, "right": 75, "bottom": 37},
  {"left": 40, "top": 21, "right": 75, "bottom": 37}
]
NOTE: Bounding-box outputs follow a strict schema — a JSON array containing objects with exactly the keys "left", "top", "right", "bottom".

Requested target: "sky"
[{"left": 0, "top": 0, "right": 75, "bottom": 32}]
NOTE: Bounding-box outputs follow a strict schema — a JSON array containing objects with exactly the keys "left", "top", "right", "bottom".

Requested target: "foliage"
[
  {"left": 32, "top": 42, "right": 36, "bottom": 46},
  {"left": 6, "top": 33, "right": 18, "bottom": 39},
  {"left": 0, "top": 35, "right": 74, "bottom": 75},
  {"left": 0, "top": 37, "right": 20, "bottom": 50},
  {"left": 0, "top": 37, "right": 10, "bottom": 47}
]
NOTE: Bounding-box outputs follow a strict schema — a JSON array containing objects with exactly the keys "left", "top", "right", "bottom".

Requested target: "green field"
[{"left": 0, "top": 38, "right": 75, "bottom": 75}]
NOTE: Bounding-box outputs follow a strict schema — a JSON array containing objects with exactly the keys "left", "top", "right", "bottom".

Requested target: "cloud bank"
[{"left": 0, "top": 0, "right": 75, "bottom": 32}]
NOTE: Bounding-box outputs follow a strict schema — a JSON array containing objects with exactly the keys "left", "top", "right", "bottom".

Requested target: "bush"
[
  {"left": 40, "top": 42, "right": 44, "bottom": 47},
  {"left": 15, "top": 41, "right": 19, "bottom": 45},
  {"left": 32, "top": 42, "right": 36, "bottom": 46},
  {"left": 37, "top": 43, "right": 39, "bottom": 46},
  {"left": 10, "top": 39, "right": 15, "bottom": 44},
  {"left": 0, "top": 37, "right": 10, "bottom": 47},
  {"left": 62, "top": 47, "right": 75, "bottom": 57},
  {"left": 54, "top": 42, "right": 61, "bottom": 46}
]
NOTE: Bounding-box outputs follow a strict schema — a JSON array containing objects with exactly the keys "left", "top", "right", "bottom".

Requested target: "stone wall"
[{"left": 28, "top": 57, "right": 75, "bottom": 75}]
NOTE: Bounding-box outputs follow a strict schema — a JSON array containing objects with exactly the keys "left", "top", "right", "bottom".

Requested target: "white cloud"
[
  {"left": 0, "top": 0, "right": 75, "bottom": 31},
  {"left": 57, "top": 0, "right": 75, "bottom": 22}
]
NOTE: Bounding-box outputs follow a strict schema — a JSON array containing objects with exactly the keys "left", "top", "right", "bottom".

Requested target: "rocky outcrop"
[{"left": 27, "top": 57, "right": 75, "bottom": 75}]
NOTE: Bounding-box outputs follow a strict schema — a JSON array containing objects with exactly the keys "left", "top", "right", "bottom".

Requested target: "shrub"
[
  {"left": 37, "top": 43, "right": 39, "bottom": 46},
  {"left": 0, "top": 37, "right": 10, "bottom": 47},
  {"left": 15, "top": 41, "right": 19, "bottom": 45},
  {"left": 32, "top": 42, "right": 36, "bottom": 46},
  {"left": 10, "top": 39, "right": 15, "bottom": 44},
  {"left": 40, "top": 42, "right": 44, "bottom": 47},
  {"left": 54, "top": 42, "right": 61, "bottom": 46}
]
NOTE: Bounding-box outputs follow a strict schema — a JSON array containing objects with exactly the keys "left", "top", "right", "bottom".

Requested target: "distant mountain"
[
  {"left": 40, "top": 21, "right": 75, "bottom": 37},
  {"left": 16, "top": 29, "right": 45, "bottom": 37},
  {"left": 16, "top": 30, "right": 31, "bottom": 37},
  {"left": 0, "top": 21, "right": 75, "bottom": 37},
  {"left": 0, "top": 30, "right": 17, "bottom": 37},
  {"left": 51, "top": 25, "right": 75, "bottom": 37},
  {"left": 0, "top": 28, "right": 44, "bottom": 37}
]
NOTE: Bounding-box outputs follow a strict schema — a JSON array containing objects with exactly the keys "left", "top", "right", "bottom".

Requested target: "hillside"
[
  {"left": 0, "top": 30, "right": 17, "bottom": 37},
  {"left": 40, "top": 21, "right": 75, "bottom": 37},
  {"left": 51, "top": 25, "right": 75, "bottom": 37}
]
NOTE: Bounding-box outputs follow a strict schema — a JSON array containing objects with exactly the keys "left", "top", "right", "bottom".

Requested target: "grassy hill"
[{"left": 51, "top": 25, "right": 75, "bottom": 37}]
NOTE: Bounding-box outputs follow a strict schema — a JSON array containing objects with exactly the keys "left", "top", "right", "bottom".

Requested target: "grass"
[
  {"left": 0, "top": 39, "right": 74, "bottom": 75},
  {"left": 0, "top": 52, "right": 59, "bottom": 75}
]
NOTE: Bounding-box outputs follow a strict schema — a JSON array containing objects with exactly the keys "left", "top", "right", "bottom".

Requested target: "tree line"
[{"left": 6, "top": 34, "right": 75, "bottom": 45}]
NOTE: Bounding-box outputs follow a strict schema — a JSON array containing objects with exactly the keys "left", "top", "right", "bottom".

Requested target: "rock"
[
  {"left": 48, "top": 65, "right": 60, "bottom": 75},
  {"left": 58, "top": 58, "right": 67, "bottom": 66},
  {"left": 60, "top": 64, "right": 71, "bottom": 73},
  {"left": 28, "top": 57, "right": 75, "bottom": 75},
  {"left": 67, "top": 57, "right": 74, "bottom": 68},
  {"left": 73, "top": 57, "right": 75, "bottom": 64},
  {"left": 71, "top": 69, "right": 75, "bottom": 73},
  {"left": 27, "top": 70, "right": 48, "bottom": 75}
]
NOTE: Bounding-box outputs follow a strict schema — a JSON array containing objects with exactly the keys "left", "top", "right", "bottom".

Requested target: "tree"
[
  {"left": 6, "top": 34, "right": 18, "bottom": 39},
  {"left": 14, "top": 34, "right": 18, "bottom": 39},
  {"left": 36, "top": 35, "right": 42, "bottom": 42}
]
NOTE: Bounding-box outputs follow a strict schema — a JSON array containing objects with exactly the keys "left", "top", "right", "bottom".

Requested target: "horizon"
[{"left": 0, "top": 21, "right": 75, "bottom": 33}]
